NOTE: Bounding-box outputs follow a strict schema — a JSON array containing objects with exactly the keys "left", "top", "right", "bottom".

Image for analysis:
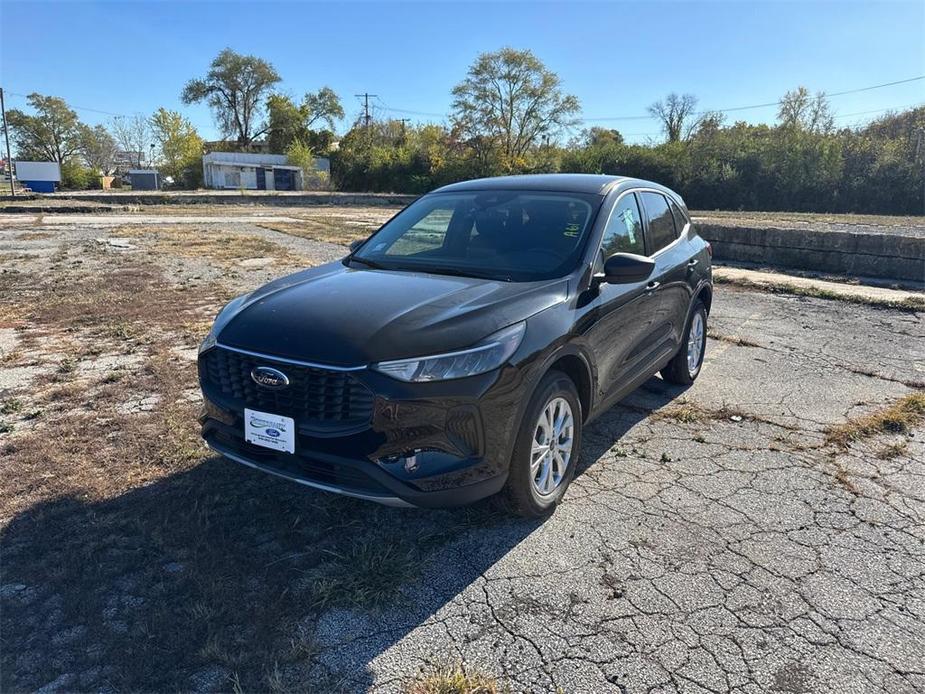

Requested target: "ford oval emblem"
[{"left": 251, "top": 366, "right": 290, "bottom": 389}]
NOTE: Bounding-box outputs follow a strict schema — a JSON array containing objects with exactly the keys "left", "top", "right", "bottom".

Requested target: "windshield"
[{"left": 351, "top": 190, "right": 601, "bottom": 281}]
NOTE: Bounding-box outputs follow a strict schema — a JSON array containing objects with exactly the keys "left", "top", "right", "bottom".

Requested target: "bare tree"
[
  {"left": 78, "top": 124, "right": 118, "bottom": 173},
  {"left": 111, "top": 114, "right": 152, "bottom": 168},
  {"left": 778, "top": 87, "right": 834, "bottom": 134},
  {"left": 648, "top": 93, "right": 701, "bottom": 142}
]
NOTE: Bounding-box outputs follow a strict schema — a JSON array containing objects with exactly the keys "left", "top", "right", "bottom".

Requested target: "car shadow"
[{"left": 0, "top": 377, "right": 684, "bottom": 692}]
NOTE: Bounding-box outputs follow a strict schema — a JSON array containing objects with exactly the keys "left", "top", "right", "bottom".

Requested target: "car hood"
[{"left": 216, "top": 261, "right": 569, "bottom": 365}]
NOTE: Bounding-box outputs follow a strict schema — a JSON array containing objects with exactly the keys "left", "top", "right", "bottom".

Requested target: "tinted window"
[
  {"left": 668, "top": 199, "right": 688, "bottom": 233},
  {"left": 354, "top": 191, "right": 599, "bottom": 282},
  {"left": 386, "top": 205, "right": 454, "bottom": 256},
  {"left": 600, "top": 193, "right": 644, "bottom": 257},
  {"left": 640, "top": 192, "right": 677, "bottom": 254}
]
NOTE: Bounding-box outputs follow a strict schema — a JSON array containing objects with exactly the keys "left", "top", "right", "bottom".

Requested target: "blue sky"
[{"left": 1, "top": 1, "right": 923, "bottom": 144}]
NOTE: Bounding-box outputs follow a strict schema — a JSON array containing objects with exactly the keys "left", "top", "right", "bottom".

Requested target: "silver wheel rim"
[
  {"left": 687, "top": 311, "right": 705, "bottom": 375},
  {"left": 531, "top": 397, "right": 574, "bottom": 496}
]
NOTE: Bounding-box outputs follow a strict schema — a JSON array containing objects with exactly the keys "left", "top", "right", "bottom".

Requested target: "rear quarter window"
[
  {"left": 668, "top": 199, "right": 689, "bottom": 233},
  {"left": 640, "top": 192, "right": 678, "bottom": 254}
]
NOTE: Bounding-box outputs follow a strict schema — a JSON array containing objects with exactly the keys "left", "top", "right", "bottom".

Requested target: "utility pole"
[
  {"left": 0, "top": 88, "right": 14, "bottom": 196},
  {"left": 354, "top": 93, "right": 378, "bottom": 132},
  {"left": 916, "top": 128, "right": 925, "bottom": 216},
  {"left": 399, "top": 118, "right": 411, "bottom": 141}
]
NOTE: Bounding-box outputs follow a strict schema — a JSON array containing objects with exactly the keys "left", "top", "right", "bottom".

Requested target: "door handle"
[
  {"left": 645, "top": 281, "right": 660, "bottom": 292},
  {"left": 687, "top": 259, "right": 698, "bottom": 267}
]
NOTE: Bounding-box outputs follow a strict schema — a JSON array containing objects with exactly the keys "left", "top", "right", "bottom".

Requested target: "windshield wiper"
[{"left": 411, "top": 265, "right": 512, "bottom": 282}]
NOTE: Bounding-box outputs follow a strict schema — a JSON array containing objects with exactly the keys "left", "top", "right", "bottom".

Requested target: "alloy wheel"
[
  {"left": 687, "top": 311, "right": 705, "bottom": 376},
  {"left": 530, "top": 397, "right": 574, "bottom": 496}
]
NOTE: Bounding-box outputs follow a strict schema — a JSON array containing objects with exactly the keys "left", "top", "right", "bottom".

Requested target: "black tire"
[
  {"left": 661, "top": 299, "right": 707, "bottom": 386},
  {"left": 501, "top": 370, "right": 583, "bottom": 518}
]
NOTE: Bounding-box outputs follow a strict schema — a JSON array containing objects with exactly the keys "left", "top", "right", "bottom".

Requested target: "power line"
[
  {"left": 833, "top": 103, "right": 924, "bottom": 120},
  {"left": 6, "top": 91, "right": 126, "bottom": 117},
  {"left": 581, "top": 75, "right": 925, "bottom": 122},
  {"left": 372, "top": 75, "right": 924, "bottom": 125}
]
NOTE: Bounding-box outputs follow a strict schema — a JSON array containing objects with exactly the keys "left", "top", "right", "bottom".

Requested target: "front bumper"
[{"left": 198, "top": 345, "right": 526, "bottom": 508}]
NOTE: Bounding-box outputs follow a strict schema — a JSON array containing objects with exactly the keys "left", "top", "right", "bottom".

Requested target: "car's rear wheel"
[
  {"left": 502, "top": 370, "right": 582, "bottom": 517},
  {"left": 661, "top": 299, "right": 707, "bottom": 385}
]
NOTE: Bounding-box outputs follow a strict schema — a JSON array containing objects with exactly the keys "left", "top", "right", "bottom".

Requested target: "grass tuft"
[
  {"left": 707, "top": 330, "right": 760, "bottom": 347},
  {"left": 825, "top": 393, "right": 925, "bottom": 447},
  {"left": 300, "top": 540, "right": 420, "bottom": 611},
  {"left": 405, "top": 663, "right": 500, "bottom": 694},
  {"left": 653, "top": 401, "right": 748, "bottom": 424}
]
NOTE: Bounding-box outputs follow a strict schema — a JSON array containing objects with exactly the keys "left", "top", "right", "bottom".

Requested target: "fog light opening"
[{"left": 378, "top": 449, "right": 422, "bottom": 473}]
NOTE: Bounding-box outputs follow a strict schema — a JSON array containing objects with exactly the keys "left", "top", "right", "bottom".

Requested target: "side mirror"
[
  {"left": 348, "top": 239, "right": 364, "bottom": 252},
  {"left": 600, "top": 252, "right": 655, "bottom": 284}
]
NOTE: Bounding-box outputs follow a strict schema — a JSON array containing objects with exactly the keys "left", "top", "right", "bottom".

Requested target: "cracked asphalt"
[
  {"left": 1, "top": 213, "right": 923, "bottom": 693},
  {"left": 312, "top": 288, "right": 925, "bottom": 693}
]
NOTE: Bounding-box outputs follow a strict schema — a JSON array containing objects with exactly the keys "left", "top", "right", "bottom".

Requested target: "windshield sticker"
[
  {"left": 563, "top": 223, "right": 580, "bottom": 238},
  {"left": 621, "top": 209, "right": 637, "bottom": 243}
]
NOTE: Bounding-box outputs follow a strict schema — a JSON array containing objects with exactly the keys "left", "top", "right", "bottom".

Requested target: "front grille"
[{"left": 200, "top": 347, "right": 374, "bottom": 434}]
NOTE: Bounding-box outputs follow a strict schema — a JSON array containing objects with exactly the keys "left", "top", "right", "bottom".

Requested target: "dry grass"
[
  {"left": 876, "top": 441, "right": 909, "bottom": 459},
  {"left": 707, "top": 330, "right": 760, "bottom": 347},
  {"left": 825, "top": 393, "right": 925, "bottom": 448},
  {"left": 115, "top": 224, "right": 309, "bottom": 266},
  {"left": 405, "top": 663, "right": 501, "bottom": 694},
  {"left": 715, "top": 275, "right": 925, "bottom": 313},
  {"left": 14, "top": 231, "right": 53, "bottom": 241},
  {"left": 1, "top": 255, "right": 225, "bottom": 342},
  {"left": 257, "top": 216, "right": 378, "bottom": 246},
  {"left": 652, "top": 401, "right": 749, "bottom": 424},
  {"left": 0, "top": 243, "right": 505, "bottom": 691},
  {"left": 691, "top": 209, "right": 925, "bottom": 227}
]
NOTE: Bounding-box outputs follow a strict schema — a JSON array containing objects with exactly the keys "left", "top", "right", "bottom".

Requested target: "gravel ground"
[{"left": 0, "top": 210, "right": 923, "bottom": 693}]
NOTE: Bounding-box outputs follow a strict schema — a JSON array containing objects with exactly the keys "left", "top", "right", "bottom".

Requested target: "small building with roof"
[{"left": 201, "top": 152, "right": 329, "bottom": 191}]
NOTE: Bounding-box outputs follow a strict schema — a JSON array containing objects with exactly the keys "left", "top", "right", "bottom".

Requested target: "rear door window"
[
  {"left": 640, "top": 192, "right": 678, "bottom": 254},
  {"left": 600, "top": 193, "right": 645, "bottom": 257}
]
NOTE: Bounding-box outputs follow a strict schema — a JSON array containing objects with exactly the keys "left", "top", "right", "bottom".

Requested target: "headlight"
[
  {"left": 198, "top": 293, "right": 251, "bottom": 354},
  {"left": 198, "top": 326, "right": 218, "bottom": 355},
  {"left": 373, "top": 322, "right": 526, "bottom": 382}
]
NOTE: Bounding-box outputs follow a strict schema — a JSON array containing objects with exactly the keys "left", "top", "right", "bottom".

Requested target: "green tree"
[
  {"left": 149, "top": 108, "right": 204, "bottom": 187},
  {"left": 451, "top": 48, "right": 580, "bottom": 172},
  {"left": 286, "top": 138, "right": 328, "bottom": 189},
  {"left": 5, "top": 93, "right": 82, "bottom": 161},
  {"left": 181, "top": 48, "right": 281, "bottom": 148},
  {"left": 59, "top": 158, "right": 93, "bottom": 189},
  {"left": 267, "top": 88, "right": 344, "bottom": 154}
]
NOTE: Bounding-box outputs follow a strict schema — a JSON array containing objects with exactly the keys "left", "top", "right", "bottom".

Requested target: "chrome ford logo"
[{"left": 250, "top": 366, "right": 289, "bottom": 389}]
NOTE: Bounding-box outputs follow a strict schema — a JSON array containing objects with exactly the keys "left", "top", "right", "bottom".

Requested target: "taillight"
[{"left": 706, "top": 242, "right": 713, "bottom": 258}]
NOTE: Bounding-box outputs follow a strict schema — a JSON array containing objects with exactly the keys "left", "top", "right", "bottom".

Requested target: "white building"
[{"left": 201, "top": 152, "right": 330, "bottom": 191}]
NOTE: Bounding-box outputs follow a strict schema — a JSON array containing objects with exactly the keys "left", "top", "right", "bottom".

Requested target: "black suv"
[{"left": 198, "top": 174, "right": 712, "bottom": 516}]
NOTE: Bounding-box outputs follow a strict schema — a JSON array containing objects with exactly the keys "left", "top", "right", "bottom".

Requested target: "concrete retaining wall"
[
  {"left": 48, "top": 191, "right": 418, "bottom": 207},
  {"left": 696, "top": 222, "right": 924, "bottom": 285}
]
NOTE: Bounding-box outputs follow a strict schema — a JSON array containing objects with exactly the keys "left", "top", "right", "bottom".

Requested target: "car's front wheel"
[
  {"left": 661, "top": 299, "right": 707, "bottom": 385},
  {"left": 502, "top": 370, "right": 582, "bottom": 517}
]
